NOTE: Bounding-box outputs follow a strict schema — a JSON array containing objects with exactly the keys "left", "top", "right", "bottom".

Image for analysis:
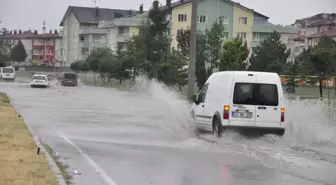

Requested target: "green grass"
[
  {"left": 42, "top": 142, "right": 72, "bottom": 185},
  {"left": 0, "top": 92, "right": 10, "bottom": 104}
]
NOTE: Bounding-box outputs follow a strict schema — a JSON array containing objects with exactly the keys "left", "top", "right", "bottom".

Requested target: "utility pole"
[
  {"left": 93, "top": 0, "right": 97, "bottom": 7},
  {"left": 187, "top": 0, "right": 197, "bottom": 100}
]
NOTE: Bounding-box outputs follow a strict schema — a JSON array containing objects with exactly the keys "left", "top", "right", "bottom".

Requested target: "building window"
[
  {"left": 253, "top": 33, "right": 260, "bottom": 41},
  {"left": 238, "top": 17, "right": 247, "bottom": 24},
  {"left": 238, "top": 32, "right": 247, "bottom": 40},
  {"left": 223, "top": 32, "right": 229, "bottom": 39},
  {"left": 118, "top": 27, "right": 125, "bottom": 36},
  {"left": 177, "top": 29, "right": 184, "bottom": 37},
  {"left": 218, "top": 16, "right": 229, "bottom": 24},
  {"left": 197, "top": 15, "right": 206, "bottom": 23},
  {"left": 178, "top": 14, "right": 187, "bottom": 22}
]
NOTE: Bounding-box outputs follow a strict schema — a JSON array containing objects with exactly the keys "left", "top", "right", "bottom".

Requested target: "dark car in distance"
[{"left": 61, "top": 72, "right": 78, "bottom": 86}]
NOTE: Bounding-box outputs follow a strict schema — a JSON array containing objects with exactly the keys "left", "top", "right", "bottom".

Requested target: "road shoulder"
[{"left": 0, "top": 92, "right": 66, "bottom": 185}]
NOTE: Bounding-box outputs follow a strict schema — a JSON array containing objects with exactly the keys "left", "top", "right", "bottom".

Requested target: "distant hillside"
[{"left": 292, "top": 13, "right": 336, "bottom": 28}]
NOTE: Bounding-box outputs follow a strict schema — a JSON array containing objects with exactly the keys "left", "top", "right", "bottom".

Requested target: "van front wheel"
[{"left": 213, "top": 119, "right": 222, "bottom": 138}]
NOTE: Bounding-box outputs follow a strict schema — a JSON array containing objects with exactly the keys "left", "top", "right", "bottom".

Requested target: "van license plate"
[{"left": 232, "top": 112, "right": 252, "bottom": 118}]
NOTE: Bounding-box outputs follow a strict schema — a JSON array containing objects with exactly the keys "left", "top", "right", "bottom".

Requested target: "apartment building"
[
  {"left": 59, "top": 6, "right": 136, "bottom": 66},
  {"left": 99, "top": 0, "right": 182, "bottom": 51},
  {"left": 170, "top": 0, "right": 297, "bottom": 51},
  {"left": 0, "top": 29, "right": 62, "bottom": 64}
]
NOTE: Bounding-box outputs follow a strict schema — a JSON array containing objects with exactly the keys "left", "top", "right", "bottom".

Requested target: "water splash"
[{"left": 132, "top": 76, "right": 196, "bottom": 139}]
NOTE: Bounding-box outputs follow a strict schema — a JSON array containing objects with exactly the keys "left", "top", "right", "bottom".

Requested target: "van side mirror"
[{"left": 191, "top": 95, "right": 197, "bottom": 104}]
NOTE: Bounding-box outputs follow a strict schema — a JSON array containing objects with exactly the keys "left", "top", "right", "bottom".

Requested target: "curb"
[{"left": 10, "top": 99, "right": 67, "bottom": 185}]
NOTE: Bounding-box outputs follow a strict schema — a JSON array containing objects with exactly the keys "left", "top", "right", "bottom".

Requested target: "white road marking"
[{"left": 55, "top": 129, "right": 117, "bottom": 185}]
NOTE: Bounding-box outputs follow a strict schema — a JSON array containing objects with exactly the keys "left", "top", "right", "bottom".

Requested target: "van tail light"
[
  {"left": 223, "top": 105, "right": 230, "bottom": 119},
  {"left": 281, "top": 108, "right": 285, "bottom": 122}
]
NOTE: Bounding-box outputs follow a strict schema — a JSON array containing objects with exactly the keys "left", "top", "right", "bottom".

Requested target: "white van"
[
  {"left": 190, "top": 71, "right": 285, "bottom": 137},
  {"left": 1, "top": 66, "right": 16, "bottom": 81}
]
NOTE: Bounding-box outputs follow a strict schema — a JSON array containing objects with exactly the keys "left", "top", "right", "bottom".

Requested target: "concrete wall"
[{"left": 63, "top": 12, "right": 80, "bottom": 66}]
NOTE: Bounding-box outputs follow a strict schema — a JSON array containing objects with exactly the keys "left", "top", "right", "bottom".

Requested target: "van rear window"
[
  {"left": 2, "top": 68, "right": 14, "bottom": 73},
  {"left": 233, "top": 83, "right": 279, "bottom": 106},
  {"left": 64, "top": 73, "right": 77, "bottom": 79}
]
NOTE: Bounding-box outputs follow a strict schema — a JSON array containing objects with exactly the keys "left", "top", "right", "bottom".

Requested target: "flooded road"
[{"left": 1, "top": 78, "right": 336, "bottom": 185}]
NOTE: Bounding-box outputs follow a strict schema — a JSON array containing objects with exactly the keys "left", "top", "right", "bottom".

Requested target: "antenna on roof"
[{"left": 93, "top": 0, "right": 97, "bottom": 7}]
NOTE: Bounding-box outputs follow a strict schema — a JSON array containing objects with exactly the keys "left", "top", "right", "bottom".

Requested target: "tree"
[
  {"left": 143, "top": 6, "right": 171, "bottom": 79},
  {"left": 98, "top": 51, "right": 115, "bottom": 84},
  {"left": 195, "top": 32, "right": 208, "bottom": 90},
  {"left": 86, "top": 48, "right": 112, "bottom": 84},
  {"left": 308, "top": 37, "right": 336, "bottom": 98},
  {"left": 10, "top": 40, "right": 27, "bottom": 62},
  {"left": 113, "top": 47, "right": 134, "bottom": 84},
  {"left": 70, "top": 60, "right": 82, "bottom": 72},
  {"left": 285, "top": 61, "right": 301, "bottom": 93},
  {"left": 205, "top": 21, "right": 226, "bottom": 75},
  {"left": 249, "top": 31, "right": 290, "bottom": 73},
  {"left": 158, "top": 49, "right": 188, "bottom": 90},
  {"left": 125, "top": 31, "right": 147, "bottom": 83},
  {"left": 219, "top": 37, "right": 249, "bottom": 71},
  {"left": 176, "top": 29, "right": 190, "bottom": 59},
  {"left": 0, "top": 29, "right": 13, "bottom": 66}
]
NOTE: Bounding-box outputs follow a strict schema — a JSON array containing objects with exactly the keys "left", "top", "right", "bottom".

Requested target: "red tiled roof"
[{"left": 307, "top": 28, "right": 336, "bottom": 38}]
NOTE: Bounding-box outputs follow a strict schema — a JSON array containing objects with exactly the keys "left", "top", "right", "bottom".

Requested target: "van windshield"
[
  {"left": 3, "top": 68, "right": 14, "bottom": 73},
  {"left": 64, "top": 73, "right": 77, "bottom": 79},
  {"left": 233, "top": 83, "right": 279, "bottom": 106}
]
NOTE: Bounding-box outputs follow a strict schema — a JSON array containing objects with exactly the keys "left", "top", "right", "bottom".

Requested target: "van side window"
[
  {"left": 197, "top": 83, "right": 209, "bottom": 103},
  {"left": 233, "top": 83, "right": 254, "bottom": 105}
]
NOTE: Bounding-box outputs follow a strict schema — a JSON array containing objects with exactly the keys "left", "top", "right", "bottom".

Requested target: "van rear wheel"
[{"left": 213, "top": 119, "right": 222, "bottom": 138}]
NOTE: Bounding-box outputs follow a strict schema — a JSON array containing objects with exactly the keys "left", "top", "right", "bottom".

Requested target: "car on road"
[
  {"left": 1, "top": 66, "right": 16, "bottom": 81},
  {"left": 30, "top": 74, "right": 49, "bottom": 88},
  {"left": 61, "top": 72, "right": 78, "bottom": 87},
  {"left": 190, "top": 71, "right": 285, "bottom": 137}
]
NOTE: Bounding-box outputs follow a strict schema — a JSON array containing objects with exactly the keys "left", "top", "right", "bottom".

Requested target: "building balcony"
[
  {"left": 79, "top": 42, "right": 90, "bottom": 48},
  {"left": 92, "top": 42, "right": 106, "bottom": 48},
  {"left": 79, "top": 27, "right": 107, "bottom": 35}
]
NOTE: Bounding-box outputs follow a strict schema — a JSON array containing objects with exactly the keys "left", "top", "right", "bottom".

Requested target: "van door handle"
[{"left": 258, "top": 106, "right": 266, "bottom": 109}]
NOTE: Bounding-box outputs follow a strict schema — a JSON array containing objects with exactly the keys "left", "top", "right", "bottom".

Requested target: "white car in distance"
[{"left": 30, "top": 74, "right": 50, "bottom": 88}]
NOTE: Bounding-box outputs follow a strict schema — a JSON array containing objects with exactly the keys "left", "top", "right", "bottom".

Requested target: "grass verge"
[
  {"left": 42, "top": 143, "right": 72, "bottom": 184},
  {"left": 0, "top": 92, "right": 58, "bottom": 185}
]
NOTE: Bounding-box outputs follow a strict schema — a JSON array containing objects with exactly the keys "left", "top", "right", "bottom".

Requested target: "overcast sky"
[{"left": 0, "top": 0, "right": 335, "bottom": 31}]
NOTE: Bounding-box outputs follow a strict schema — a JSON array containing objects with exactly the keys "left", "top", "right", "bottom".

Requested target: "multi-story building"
[
  {"left": 291, "top": 13, "right": 336, "bottom": 49},
  {"left": 99, "top": 1, "right": 178, "bottom": 51},
  {"left": 0, "top": 29, "right": 62, "bottom": 64},
  {"left": 170, "top": 0, "right": 298, "bottom": 51},
  {"left": 31, "top": 30, "right": 62, "bottom": 64},
  {"left": 59, "top": 6, "right": 137, "bottom": 66}
]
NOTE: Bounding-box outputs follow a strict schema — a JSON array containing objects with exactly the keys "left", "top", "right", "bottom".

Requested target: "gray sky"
[{"left": 0, "top": 0, "right": 335, "bottom": 31}]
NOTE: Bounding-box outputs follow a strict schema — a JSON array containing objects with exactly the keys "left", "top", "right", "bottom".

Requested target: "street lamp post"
[{"left": 187, "top": 0, "right": 197, "bottom": 101}]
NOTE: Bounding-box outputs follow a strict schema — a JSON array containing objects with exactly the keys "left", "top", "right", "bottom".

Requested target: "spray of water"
[
  {"left": 131, "top": 76, "right": 336, "bottom": 150},
  {"left": 132, "top": 76, "right": 196, "bottom": 140}
]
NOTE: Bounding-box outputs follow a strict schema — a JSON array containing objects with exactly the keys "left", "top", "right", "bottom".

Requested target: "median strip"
[{"left": 0, "top": 92, "right": 59, "bottom": 185}]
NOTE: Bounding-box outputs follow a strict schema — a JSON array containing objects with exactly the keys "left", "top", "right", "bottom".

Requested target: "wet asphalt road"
[{"left": 1, "top": 76, "right": 336, "bottom": 185}]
